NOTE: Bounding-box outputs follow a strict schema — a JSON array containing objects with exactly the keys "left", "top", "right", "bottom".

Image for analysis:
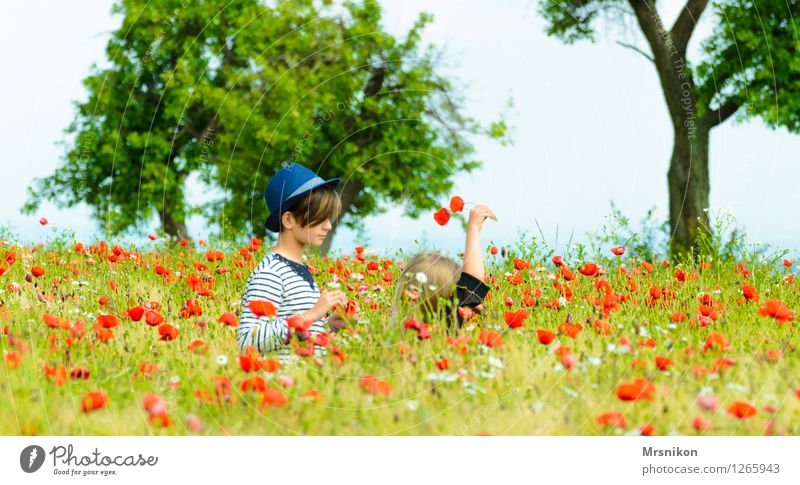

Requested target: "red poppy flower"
[
  {"left": 556, "top": 346, "right": 576, "bottom": 369},
  {"left": 144, "top": 309, "right": 165, "bottom": 326},
  {"left": 187, "top": 340, "right": 207, "bottom": 354},
  {"left": 557, "top": 321, "right": 583, "bottom": 339},
  {"left": 449, "top": 196, "right": 464, "bottom": 213},
  {"left": 5, "top": 351, "right": 22, "bottom": 369},
  {"left": 436, "top": 358, "right": 450, "bottom": 370},
  {"left": 124, "top": 306, "right": 144, "bottom": 321},
  {"left": 148, "top": 233, "right": 158, "bottom": 240},
  {"left": 758, "top": 299, "right": 794, "bottom": 323},
  {"left": 504, "top": 309, "right": 528, "bottom": 329},
  {"left": 80, "top": 390, "right": 109, "bottom": 413},
  {"left": 142, "top": 393, "right": 166, "bottom": 414},
  {"left": 70, "top": 368, "right": 90, "bottom": 380},
  {"left": 478, "top": 330, "right": 502, "bottom": 347},
  {"left": 39, "top": 217, "right": 48, "bottom": 225},
  {"left": 513, "top": 258, "right": 530, "bottom": 270},
  {"left": 670, "top": 312, "right": 687, "bottom": 323},
  {"left": 95, "top": 327, "right": 114, "bottom": 343},
  {"left": 248, "top": 300, "right": 277, "bottom": 317},
  {"left": 741, "top": 284, "right": 760, "bottom": 302},
  {"left": 31, "top": 266, "right": 45, "bottom": 277},
  {"left": 403, "top": 317, "right": 421, "bottom": 331},
  {"left": 158, "top": 323, "right": 179, "bottom": 341},
  {"left": 727, "top": 400, "right": 757, "bottom": 419},
  {"left": 616, "top": 377, "right": 656, "bottom": 401},
  {"left": 692, "top": 416, "right": 712, "bottom": 431},
  {"left": 239, "top": 350, "right": 261, "bottom": 373},
  {"left": 240, "top": 376, "right": 267, "bottom": 393},
  {"left": 610, "top": 246, "right": 625, "bottom": 256},
  {"left": 537, "top": 329, "right": 555, "bottom": 345},
  {"left": 301, "top": 390, "right": 322, "bottom": 401},
  {"left": 260, "top": 387, "right": 288, "bottom": 408},
  {"left": 261, "top": 358, "right": 281, "bottom": 372},
  {"left": 217, "top": 312, "right": 238, "bottom": 327},
  {"left": 654, "top": 356, "right": 674, "bottom": 371},
  {"left": 433, "top": 208, "right": 450, "bottom": 226},
  {"left": 181, "top": 299, "right": 203, "bottom": 317},
  {"left": 45, "top": 363, "right": 67, "bottom": 386},
  {"left": 97, "top": 314, "right": 118, "bottom": 329},
  {"left": 43, "top": 313, "right": 68, "bottom": 329},
  {"left": 360, "top": 375, "right": 392, "bottom": 396},
  {"left": 287, "top": 315, "right": 312, "bottom": 333},
  {"left": 578, "top": 263, "right": 599, "bottom": 276},
  {"left": 704, "top": 332, "right": 731, "bottom": 352},
  {"left": 596, "top": 411, "right": 627, "bottom": 429}
]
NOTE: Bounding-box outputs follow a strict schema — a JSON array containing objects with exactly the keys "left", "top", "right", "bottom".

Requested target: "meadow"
[{"left": 1, "top": 216, "right": 799, "bottom": 436}]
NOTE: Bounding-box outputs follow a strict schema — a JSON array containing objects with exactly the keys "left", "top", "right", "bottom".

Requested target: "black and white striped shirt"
[{"left": 238, "top": 252, "right": 327, "bottom": 355}]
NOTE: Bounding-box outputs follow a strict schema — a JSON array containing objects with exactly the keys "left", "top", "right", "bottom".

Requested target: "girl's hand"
[{"left": 467, "top": 205, "right": 496, "bottom": 231}]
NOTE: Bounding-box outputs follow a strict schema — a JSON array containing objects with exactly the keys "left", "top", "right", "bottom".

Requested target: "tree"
[
  {"left": 24, "top": 0, "right": 509, "bottom": 253},
  {"left": 538, "top": 0, "right": 800, "bottom": 255}
]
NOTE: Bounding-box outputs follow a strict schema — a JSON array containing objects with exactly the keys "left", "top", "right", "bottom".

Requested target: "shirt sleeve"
[
  {"left": 238, "top": 268, "right": 290, "bottom": 353},
  {"left": 456, "top": 272, "right": 490, "bottom": 308},
  {"left": 451, "top": 272, "right": 490, "bottom": 328}
]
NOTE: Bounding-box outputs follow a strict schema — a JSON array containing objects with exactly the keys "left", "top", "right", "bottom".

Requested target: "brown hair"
[
  {"left": 389, "top": 251, "right": 462, "bottom": 328},
  {"left": 280, "top": 185, "right": 342, "bottom": 232}
]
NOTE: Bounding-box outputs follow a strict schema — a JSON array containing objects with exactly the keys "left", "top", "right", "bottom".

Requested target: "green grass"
[{"left": 1, "top": 235, "right": 799, "bottom": 436}]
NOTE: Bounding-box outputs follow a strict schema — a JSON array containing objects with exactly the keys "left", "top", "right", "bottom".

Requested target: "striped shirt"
[{"left": 238, "top": 251, "right": 327, "bottom": 356}]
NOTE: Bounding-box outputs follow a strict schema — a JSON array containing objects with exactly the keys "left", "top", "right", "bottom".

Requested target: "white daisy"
[{"left": 216, "top": 354, "right": 228, "bottom": 366}]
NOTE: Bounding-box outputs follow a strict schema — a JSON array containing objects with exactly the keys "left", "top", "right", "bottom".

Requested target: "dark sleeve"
[
  {"left": 455, "top": 272, "right": 490, "bottom": 310},
  {"left": 443, "top": 272, "right": 490, "bottom": 329}
]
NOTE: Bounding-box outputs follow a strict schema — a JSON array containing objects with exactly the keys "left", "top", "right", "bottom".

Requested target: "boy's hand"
[
  {"left": 467, "top": 205, "right": 496, "bottom": 231},
  {"left": 302, "top": 290, "right": 348, "bottom": 322}
]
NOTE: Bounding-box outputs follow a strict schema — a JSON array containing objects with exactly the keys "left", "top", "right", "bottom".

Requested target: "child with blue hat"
[{"left": 238, "top": 163, "right": 348, "bottom": 357}]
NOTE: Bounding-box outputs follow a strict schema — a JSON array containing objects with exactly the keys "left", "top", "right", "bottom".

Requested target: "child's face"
[{"left": 281, "top": 213, "right": 332, "bottom": 246}]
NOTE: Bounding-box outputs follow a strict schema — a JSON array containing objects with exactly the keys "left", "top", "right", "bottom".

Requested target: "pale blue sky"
[{"left": 2, "top": 0, "right": 798, "bottom": 257}]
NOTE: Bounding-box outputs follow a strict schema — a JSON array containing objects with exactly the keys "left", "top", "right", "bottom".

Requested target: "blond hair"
[{"left": 389, "top": 251, "right": 462, "bottom": 328}]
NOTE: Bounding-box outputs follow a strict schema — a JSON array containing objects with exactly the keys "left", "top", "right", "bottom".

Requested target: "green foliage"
[
  {"left": 586, "top": 202, "right": 670, "bottom": 262},
  {"left": 23, "top": 0, "right": 510, "bottom": 241},
  {"left": 537, "top": 0, "right": 627, "bottom": 44},
  {"left": 696, "top": 0, "right": 800, "bottom": 132},
  {"left": 539, "top": 0, "right": 800, "bottom": 131}
]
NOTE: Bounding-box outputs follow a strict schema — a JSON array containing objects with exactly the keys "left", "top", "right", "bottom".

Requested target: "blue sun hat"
[{"left": 264, "top": 163, "right": 340, "bottom": 233}]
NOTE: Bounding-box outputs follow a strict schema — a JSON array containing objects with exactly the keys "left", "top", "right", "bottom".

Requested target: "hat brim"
[{"left": 265, "top": 177, "right": 341, "bottom": 232}]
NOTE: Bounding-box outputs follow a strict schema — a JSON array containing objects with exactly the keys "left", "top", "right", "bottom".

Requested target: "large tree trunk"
[
  {"left": 160, "top": 208, "right": 188, "bottom": 239},
  {"left": 320, "top": 179, "right": 363, "bottom": 257},
  {"left": 667, "top": 122, "right": 711, "bottom": 255},
  {"left": 628, "top": 0, "right": 715, "bottom": 258}
]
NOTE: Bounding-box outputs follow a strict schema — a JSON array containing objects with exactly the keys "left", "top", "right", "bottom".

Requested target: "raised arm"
[{"left": 462, "top": 204, "right": 496, "bottom": 281}]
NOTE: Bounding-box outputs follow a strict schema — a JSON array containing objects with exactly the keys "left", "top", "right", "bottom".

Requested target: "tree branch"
[
  {"left": 616, "top": 40, "right": 655, "bottom": 63},
  {"left": 628, "top": 1, "right": 666, "bottom": 59},
  {"left": 708, "top": 99, "right": 740, "bottom": 127},
  {"left": 671, "top": 0, "right": 710, "bottom": 56}
]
